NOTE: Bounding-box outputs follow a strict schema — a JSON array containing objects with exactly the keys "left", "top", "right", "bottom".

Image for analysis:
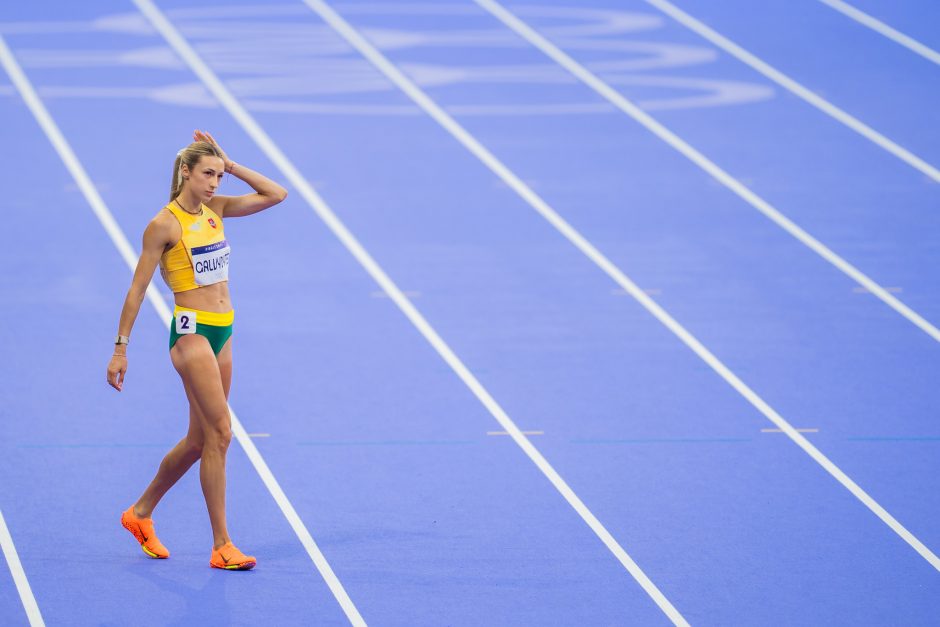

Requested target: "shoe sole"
[{"left": 210, "top": 560, "right": 256, "bottom": 571}]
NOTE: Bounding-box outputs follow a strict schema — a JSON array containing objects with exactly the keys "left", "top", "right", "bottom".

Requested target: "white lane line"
[
  {"left": 487, "top": 430, "right": 544, "bottom": 436},
  {"left": 642, "top": 0, "right": 940, "bottom": 182},
  {"left": 476, "top": 0, "right": 940, "bottom": 346},
  {"left": 762, "top": 428, "right": 819, "bottom": 434},
  {"left": 0, "top": 34, "right": 365, "bottom": 627},
  {"left": 300, "top": 0, "right": 940, "bottom": 574},
  {"left": 134, "top": 0, "right": 686, "bottom": 623},
  {"left": 853, "top": 286, "right": 902, "bottom": 294},
  {"left": 612, "top": 288, "right": 662, "bottom": 296},
  {"left": 0, "top": 510, "right": 44, "bottom": 626},
  {"left": 371, "top": 289, "right": 421, "bottom": 298},
  {"left": 818, "top": 0, "right": 940, "bottom": 66}
]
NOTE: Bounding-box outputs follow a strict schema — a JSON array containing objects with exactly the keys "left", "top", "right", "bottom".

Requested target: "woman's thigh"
[{"left": 170, "top": 335, "right": 229, "bottom": 431}]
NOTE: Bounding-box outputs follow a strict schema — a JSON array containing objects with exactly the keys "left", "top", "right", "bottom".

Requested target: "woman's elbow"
[
  {"left": 275, "top": 186, "right": 289, "bottom": 203},
  {"left": 126, "top": 286, "right": 148, "bottom": 306}
]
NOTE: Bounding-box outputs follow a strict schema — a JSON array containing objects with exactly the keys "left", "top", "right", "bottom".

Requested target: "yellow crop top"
[{"left": 160, "top": 202, "right": 231, "bottom": 293}]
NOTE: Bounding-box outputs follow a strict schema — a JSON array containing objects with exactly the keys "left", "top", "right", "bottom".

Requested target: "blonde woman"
[{"left": 107, "top": 130, "right": 287, "bottom": 570}]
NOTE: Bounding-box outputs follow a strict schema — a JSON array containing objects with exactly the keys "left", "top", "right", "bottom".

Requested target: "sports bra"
[{"left": 159, "top": 202, "right": 231, "bottom": 293}]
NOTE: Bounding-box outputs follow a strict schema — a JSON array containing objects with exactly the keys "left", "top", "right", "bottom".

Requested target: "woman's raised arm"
[{"left": 195, "top": 130, "right": 288, "bottom": 219}]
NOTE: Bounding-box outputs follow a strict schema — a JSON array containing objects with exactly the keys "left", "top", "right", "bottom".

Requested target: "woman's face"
[{"left": 183, "top": 155, "right": 225, "bottom": 202}]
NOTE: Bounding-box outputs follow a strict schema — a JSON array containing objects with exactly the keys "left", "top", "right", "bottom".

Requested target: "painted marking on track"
[
  {"left": 853, "top": 286, "right": 902, "bottom": 294},
  {"left": 0, "top": 6, "right": 776, "bottom": 115},
  {"left": 474, "top": 0, "right": 940, "bottom": 347},
  {"left": 496, "top": 177, "right": 540, "bottom": 190},
  {"left": 0, "top": 29, "right": 362, "bottom": 627},
  {"left": 18, "top": 442, "right": 169, "bottom": 448},
  {"left": 817, "top": 0, "right": 940, "bottom": 66},
  {"left": 641, "top": 0, "right": 940, "bottom": 182},
  {"left": 488, "top": 430, "right": 544, "bottom": 436},
  {"left": 762, "top": 428, "right": 819, "bottom": 434},
  {"left": 612, "top": 287, "right": 661, "bottom": 296},
  {"left": 0, "top": 509, "right": 44, "bottom": 626},
  {"left": 571, "top": 437, "right": 750, "bottom": 444},
  {"left": 301, "top": 0, "right": 940, "bottom": 575},
  {"left": 300, "top": 2, "right": 691, "bottom": 622},
  {"left": 65, "top": 181, "right": 109, "bottom": 193},
  {"left": 298, "top": 439, "right": 474, "bottom": 447},
  {"left": 371, "top": 289, "right": 420, "bottom": 298}
]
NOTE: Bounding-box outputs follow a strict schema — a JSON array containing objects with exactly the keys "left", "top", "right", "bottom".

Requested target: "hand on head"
[{"left": 193, "top": 130, "right": 232, "bottom": 172}]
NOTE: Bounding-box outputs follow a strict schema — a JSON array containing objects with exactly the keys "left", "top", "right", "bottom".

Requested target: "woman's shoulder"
[
  {"left": 146, "top": 206, "right": 182, "bottom": 244},
  {"left": 150, "top": 205, "right": 177, "bottom": 226}
]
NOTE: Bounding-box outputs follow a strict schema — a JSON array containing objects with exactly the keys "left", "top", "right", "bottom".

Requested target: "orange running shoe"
[
  {"left": 210, "top": 542, "right": 256, "bottom": 570},
  {"left": 121, "top": 506, "right": 169, "bottom": 559}
]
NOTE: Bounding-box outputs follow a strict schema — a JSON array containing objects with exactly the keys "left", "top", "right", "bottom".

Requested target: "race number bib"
[
  {"left": 175, "top": 310, "right": 196, "bottom": 334},
  {"left": 190, "top": 240, "right": 230, "bottom": 286}
]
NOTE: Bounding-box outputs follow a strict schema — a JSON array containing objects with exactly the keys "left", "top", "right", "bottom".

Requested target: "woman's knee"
[{"left": 203, "top": 419, "right": 232, "bottom": 451}]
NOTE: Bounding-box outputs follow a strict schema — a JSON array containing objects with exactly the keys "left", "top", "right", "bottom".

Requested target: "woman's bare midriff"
[{"left": 174, "top": 282, "right": 232, "bottom": 313}]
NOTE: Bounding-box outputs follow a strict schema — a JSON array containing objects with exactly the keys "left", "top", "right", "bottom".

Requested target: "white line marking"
[
  {"left": 133, "top": 0, "right": 685, "bottom": 622},
  {"left": 0, "top": 509, "right": 44, "bottom": 626},
  {"left": 297, "top": 2, "right": 688, "bottom": 623},
  {"left": 475, "top": 0, "right": 940, "bottom": 346},
  {"left": 853, "top": 286, "right": 902, "bottom": 294},
  {"left": 613, "top": 288, "right": 662, "bottom": 296},
  {"left": 818, "top": 0, "right": 940, "bottom": 66},
  {"left": 487, "top": 430, "right": 544, "bottom": 436},
  {"left": 371, "top": 289, "right": 421, "bottom": 298},
  {"left": 0, "top": 32, "right": 364, "bottom": 627},
  {"left": 641, "top": 0, "right": 940, "bottom": 182},
  {"left": 762, "top": 428, "right": 819, "bottom": 434},
  {"left": 301, "top": 0, "right": 940, "bottom": 574}
]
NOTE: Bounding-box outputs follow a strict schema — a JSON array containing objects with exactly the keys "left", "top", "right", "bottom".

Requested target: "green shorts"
[{"left": 169, "top": 306, "right": 234, "bottom": 356}]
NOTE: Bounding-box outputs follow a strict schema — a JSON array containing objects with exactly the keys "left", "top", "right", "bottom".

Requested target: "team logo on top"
[{"left": 208, "top": 218, "right": 217, "bottom": 229}]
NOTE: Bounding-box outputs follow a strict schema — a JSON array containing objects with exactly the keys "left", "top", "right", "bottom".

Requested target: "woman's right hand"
[{"left": 108, "top": 354, "right": 127, "bottom": 392}]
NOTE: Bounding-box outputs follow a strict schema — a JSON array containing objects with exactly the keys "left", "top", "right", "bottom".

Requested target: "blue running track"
[{"left": 1, "top": 1, "right": 938, "bottom": 624}]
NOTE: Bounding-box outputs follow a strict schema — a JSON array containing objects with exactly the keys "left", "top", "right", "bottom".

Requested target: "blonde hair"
[{"left": 169, "top": 141, "right": 224, "bottom": 201}]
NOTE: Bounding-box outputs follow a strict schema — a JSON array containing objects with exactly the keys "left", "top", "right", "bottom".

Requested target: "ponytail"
[{"left": 168, "top": 153, "right": 184, "bottom": 202}]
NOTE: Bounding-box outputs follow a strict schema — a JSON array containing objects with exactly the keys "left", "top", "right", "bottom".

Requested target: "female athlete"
[{"left": 106, "top": 130, "right": 287, "bottom": 570}]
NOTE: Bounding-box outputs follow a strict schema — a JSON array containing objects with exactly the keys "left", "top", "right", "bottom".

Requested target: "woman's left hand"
[
  {"left": 107, "top": 353, "right": 127, "bottom": 392},
  {"left": 193, "top": 129, "right": 233, "bottom": 172}
]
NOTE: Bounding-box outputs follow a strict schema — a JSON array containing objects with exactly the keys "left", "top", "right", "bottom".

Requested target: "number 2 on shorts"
[{"left": 175, "top": 310, "right": 196, "bottom": 335}]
